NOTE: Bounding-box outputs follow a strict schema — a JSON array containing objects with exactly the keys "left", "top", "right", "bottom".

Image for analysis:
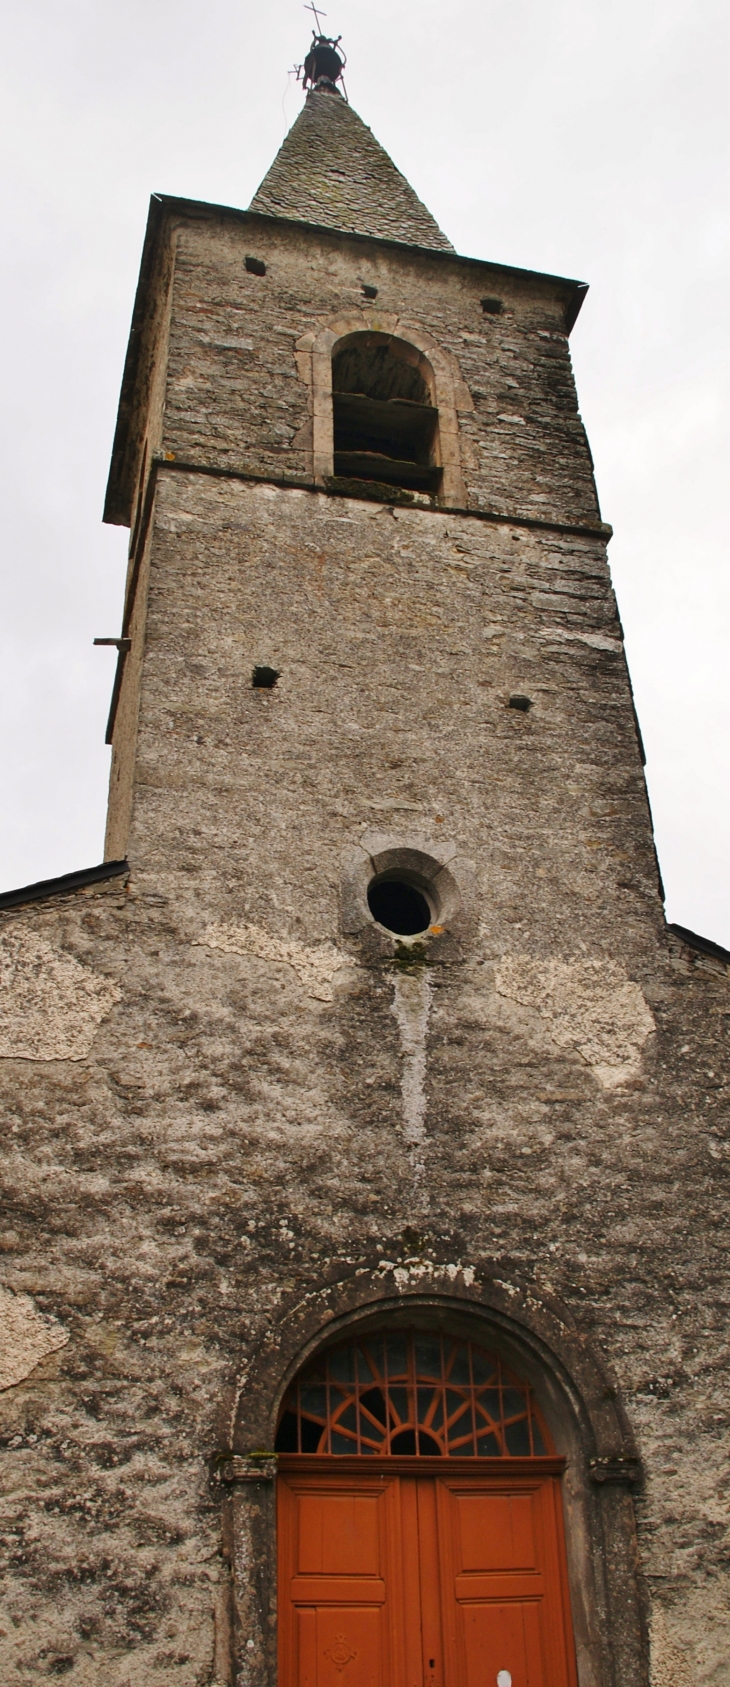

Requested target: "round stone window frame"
[{"left": 340, "top": 832, "right": 467, "bottom": 940}]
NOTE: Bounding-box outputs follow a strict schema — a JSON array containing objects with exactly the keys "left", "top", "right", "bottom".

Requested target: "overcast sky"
[{"left": 1, "top": 0, "right": 728, "bottom": 944}]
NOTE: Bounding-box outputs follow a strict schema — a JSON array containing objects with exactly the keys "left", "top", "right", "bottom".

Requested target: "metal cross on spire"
[{"left": 304, "top": 2, "right": 328, "bottom": 32}]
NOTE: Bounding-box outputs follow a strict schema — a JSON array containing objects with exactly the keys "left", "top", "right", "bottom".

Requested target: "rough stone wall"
[
  {"left": 158, "top": 212, "right": 600, "bottom": 528},
  {"left": 249, "top": 86, "right": 454, "bottom": 252},
  {"left": 1, "top": 470, "right": 728, "bottom": 1683}
]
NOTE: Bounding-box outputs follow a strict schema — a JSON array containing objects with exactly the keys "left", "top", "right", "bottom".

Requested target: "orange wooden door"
[
  {"left": 278, "top": 1470, "right": 412, "bottom": 1687},
  {"left": 278, "top": 1463, "right": 576, "bottom": 1687},
  {"left": 435, "top": 1475, "right": 577, "bottom": 1687}
]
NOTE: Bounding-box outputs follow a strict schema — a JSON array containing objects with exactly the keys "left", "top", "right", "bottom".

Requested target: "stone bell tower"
[{"left": 1, "top": 29, "right": 728, "bottom": 1687}]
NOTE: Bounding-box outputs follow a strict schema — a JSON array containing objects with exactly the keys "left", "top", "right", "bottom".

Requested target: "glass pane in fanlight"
[
  {"left": 390, "top": 1427, "right": 418, "bottom": 1454},
  {"left": 414, "top": 1336, "right": 442, "bottom": 1379},
  {"left": 359, "top": 1386, "right": 387, "bottom": 1426},
  {"left": 389, "top": 1387, "right": 409, "bottom": 1425},
  {"left": 329, "top": 1346, "right": 355, "bottom": 1385},
  {"left": 357, "top": 1344, "right": 380, "bottom": 1383},
  {"left": 531, "top": 1418, "right": 547, "bottom": 1454},
  {"left": 504, "top": 1419, "right": 531, "bottom": 1456},
  {"left": 300, "top": 1386, "right": 327, "bottom": 1418},
  {"left": 417, "top": 1427, "right": 442, "bottom": 1456},
  {"left": 471, "top": 1348, "right": 498, "bottom": 1385},
  {"left": 275, "top": 1410, "right": 299, "bottom": 1452},
  {"left": 300, "top": 1417, "right": 324, "bottom": 1452},
  {"left": 449, "top": 1428, "right": 476, "bottom": 1454},
  {"left": 476, "top": 1431, "right": 502, "bottom": 1456},
  {"left": 502, "top": 1388, "right": 527, "bottom": 1418},
  {"left": 452, "top": 1433, "right": 476, "bottom": 1455},
  {"left": 384, "top": 1334, "right": 408, "bottom": 1379},
  {"left": 446, "top": 1389, "right": 471, "bottom": 1425},
  {"left": 447, "top": 1345, "right": 471, "bottom": 1386},
  {"left": 331, "top": 1431, "right": 356, "bottom": 1454},
  {"left": 336, "top": 1402, "right": 357, "bottom": 1432},
  {"left": 475, "top": 1389, "right": 502, "bottom": 1425},
  {"left": 418, "top": 1388, "right": 443, "bottom": 1430}
]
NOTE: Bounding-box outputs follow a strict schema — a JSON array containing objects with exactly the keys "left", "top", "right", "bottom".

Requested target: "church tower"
[{"left": 1, "top": 32, "right": 728, "bottom": 1687}]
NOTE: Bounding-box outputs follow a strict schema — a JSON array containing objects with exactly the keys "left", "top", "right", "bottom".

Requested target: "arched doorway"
[{"left": 275, "top": 1327, "right": 577, "bottom": 1687}]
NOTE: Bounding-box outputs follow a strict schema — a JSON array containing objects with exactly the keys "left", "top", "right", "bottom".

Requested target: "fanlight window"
[
  {"left": 275, "top": 1328, "right": 551, "bottom": 1457},
  {"left": 332, "top": 333, "right": 442, "bottom": 495}
]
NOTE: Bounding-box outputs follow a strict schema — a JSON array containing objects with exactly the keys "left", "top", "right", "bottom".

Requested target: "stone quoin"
[{"left": 0, "top": 26, "right": 728, "bottom": 1687}]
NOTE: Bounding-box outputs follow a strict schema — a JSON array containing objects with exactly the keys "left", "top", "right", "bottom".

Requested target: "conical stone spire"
[{"left": 249, "top": 83, "right": 454, "bottom": 253}]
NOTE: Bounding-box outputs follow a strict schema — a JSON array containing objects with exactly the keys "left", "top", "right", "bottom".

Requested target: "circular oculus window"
[{"left": 367, "top": 873, "right": 433, "bottom": 936}]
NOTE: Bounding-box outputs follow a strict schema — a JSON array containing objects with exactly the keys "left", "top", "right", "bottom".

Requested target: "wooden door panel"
[
  {"left": 453, "top": 1573, "right": 544, "bottom": 1601},
  {"left": 453, "top": 1493, "right": 537, "bottom": 1571},
  {"left": 297, "top": 1606, "right": 383, "bottom": 1687},
  {"left": 461, "top": 1600, "right": 545, "bottom": 1687},
  {"left": 290, "top": 1576, "right": 386, "bottom": 1603},
  {"left": 297, "top": 1492, "right": 381, "bottom": 1577}
]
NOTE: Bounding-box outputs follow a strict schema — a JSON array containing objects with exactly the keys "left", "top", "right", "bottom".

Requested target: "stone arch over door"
[
  {"left": 216, "top": 1263, "right": 647, "bottom": 1687},
  {"left": 295, "top": 309, "right": 471, "bottom": 505}
]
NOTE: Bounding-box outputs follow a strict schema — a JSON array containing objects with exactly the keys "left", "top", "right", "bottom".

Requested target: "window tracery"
[{"left": 275, "top": 1327, "right": 551, "bottom": 1457}]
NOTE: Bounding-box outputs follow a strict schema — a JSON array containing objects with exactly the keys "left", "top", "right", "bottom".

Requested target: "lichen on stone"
[{"left": 0, "top": 928, "right": 121, "bottom": 1061}]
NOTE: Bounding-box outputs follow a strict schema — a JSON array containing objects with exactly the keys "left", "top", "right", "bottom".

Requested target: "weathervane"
[{"left": 292, "top": 3, "right": 348, "bottom": 98}]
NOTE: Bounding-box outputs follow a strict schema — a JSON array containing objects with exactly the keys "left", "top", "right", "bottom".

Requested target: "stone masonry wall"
[
  {"left": 1, "top": 473, "right": 728, "bottom": 1684},
  {"left": 155, "top": 212, "right": 600, "bottom": 529}
]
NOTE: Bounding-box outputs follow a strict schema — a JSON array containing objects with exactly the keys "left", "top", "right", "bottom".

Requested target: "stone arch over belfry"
[
  {"left": 295, "top": 308, "right": 472, "bottom": 505},
  {"left": 216, "top": 1261, "right": 647, "bottom": 1687}
]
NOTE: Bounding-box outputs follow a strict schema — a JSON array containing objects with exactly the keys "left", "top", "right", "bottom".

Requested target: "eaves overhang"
[{"left": 103, "top": 191, "right": 588, "bottom": 529}]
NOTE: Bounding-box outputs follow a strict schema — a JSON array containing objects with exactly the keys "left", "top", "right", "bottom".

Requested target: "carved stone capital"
[
  {"left": 216, "top": 1454, "right": 278, "bottom": 1485},
  {"left": 589, "top": 1456, "right": 643, "bottom": 1486}
]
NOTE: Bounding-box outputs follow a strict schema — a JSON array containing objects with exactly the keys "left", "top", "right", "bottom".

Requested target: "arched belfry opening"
[
  {"left": 332, "top": 332, "right": 443, "bottom": 493},
  {"left": 275, "top": 1322, "right": 578, "bottom": 1687}
]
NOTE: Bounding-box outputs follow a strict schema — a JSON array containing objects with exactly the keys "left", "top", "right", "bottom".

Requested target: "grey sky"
[{"left": 1, "top": 0, "right": 728, "bottom": 943}]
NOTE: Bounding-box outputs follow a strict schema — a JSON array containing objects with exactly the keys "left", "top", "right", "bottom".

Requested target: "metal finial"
[{"left": 293, "top": 6, "right": 347, "bottom": 95}]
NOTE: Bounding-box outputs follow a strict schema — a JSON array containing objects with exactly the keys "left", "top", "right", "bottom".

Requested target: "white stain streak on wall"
[
  {"left": 199, "top": 923, "right": 346, "bottom": 1002},
  {"left": 391, "top": 969, "right": 433, "bottom": 1186},
  {"left": 495, "top": 953, "right": 655, "bottom": 1089},
  {"left": 0, "top": 1287, "right": 69, "bottom": 1391},
  {"left": 0, "top": 930, "right": 121, "bottom": 1061}
]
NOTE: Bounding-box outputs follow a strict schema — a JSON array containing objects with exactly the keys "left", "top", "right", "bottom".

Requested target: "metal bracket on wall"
[{"left": 94, "top": 639, "right": 132, "bottom": 745}]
